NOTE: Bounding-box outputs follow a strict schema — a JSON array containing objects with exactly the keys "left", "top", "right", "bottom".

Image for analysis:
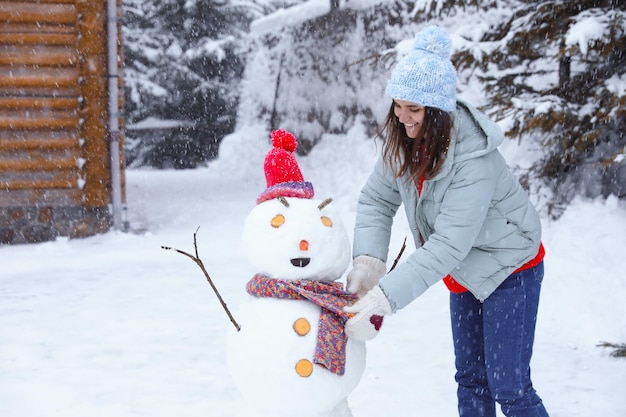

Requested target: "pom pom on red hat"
[
  {"left": 256, "top": 129, "right": 314, "bottom": 204},
  {"left": 271, "top": 129, "right": 298, "bottom": 153}
]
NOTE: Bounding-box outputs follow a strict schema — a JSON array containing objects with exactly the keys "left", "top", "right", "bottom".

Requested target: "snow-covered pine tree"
[
  {"left": 122, "top": 0, "right": 258, "bottom": 168},
  {"left": 452, "top": 0, "right": 626, "bottom": 217}
]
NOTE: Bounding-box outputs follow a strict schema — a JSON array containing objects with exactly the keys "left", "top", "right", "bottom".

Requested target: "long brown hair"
[{"left": 381, "top": 101, "right": 453, "bottom": 186}]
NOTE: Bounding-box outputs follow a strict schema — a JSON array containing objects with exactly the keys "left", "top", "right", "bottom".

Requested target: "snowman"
[{"left": 227, "top": 130, "right": 367, "bottom": 417}]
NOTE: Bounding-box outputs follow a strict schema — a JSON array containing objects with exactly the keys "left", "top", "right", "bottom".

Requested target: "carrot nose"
[{"left": 299, "top": 240, "right": 309, "bottom": 251}]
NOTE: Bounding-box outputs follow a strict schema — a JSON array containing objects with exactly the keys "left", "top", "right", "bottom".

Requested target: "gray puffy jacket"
[{"left": 353, "top": 99, "right": 542, "bottom": 308}]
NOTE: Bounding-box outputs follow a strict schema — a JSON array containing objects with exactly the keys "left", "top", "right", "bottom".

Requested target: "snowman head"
[
  {"left": 243, "top": 196, "right": 350, "bottom": 281},
  {"left": 243, "top": 130, "right": 351, "bottom": 281}
]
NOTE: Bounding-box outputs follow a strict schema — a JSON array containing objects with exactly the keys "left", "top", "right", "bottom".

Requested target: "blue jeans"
[{"left": 449, "top": 262, "right": 549, "bottom": 417}]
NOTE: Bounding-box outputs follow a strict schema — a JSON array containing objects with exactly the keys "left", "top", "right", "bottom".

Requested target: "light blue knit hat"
[{"left": 385, "top": 26, "right": 457, "bottom": 112}]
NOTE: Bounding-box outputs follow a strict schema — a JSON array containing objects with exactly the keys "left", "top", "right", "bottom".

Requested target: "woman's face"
[{"left": 393, "top": 99, "right": 425, "bottom": 139}]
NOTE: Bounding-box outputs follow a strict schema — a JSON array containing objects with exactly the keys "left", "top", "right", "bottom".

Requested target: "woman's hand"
[
  {"left": 344, "top": 286, "right": 392, "bottom": 341},
  {"left": 346, "top": 255, "right": 387, "bottom": 297}
]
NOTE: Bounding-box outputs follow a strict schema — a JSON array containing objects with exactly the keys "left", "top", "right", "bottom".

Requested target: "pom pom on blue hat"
[{"left": 385, "top": 26, "right": 457, "bottom": 112}]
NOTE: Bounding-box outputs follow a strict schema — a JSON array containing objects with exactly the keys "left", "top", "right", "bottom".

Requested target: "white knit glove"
[
  {"left": 346, "top": 255, "right": 387, "bottom": 297},
  {"left": 344, "top": 286, "right": 392, "bottom": 341}
]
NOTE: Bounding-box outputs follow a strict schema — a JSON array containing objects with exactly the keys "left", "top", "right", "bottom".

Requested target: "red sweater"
[{"left": 442, "top": 242, "right": 545, "bottom": 293}]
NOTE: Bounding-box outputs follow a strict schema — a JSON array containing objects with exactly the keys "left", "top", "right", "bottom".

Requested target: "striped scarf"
[{"left": 246, "top": 274, "right": 358, "bottom": 376}]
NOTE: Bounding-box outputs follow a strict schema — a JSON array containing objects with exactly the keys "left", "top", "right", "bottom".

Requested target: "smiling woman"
[
  {"left": 344, "top": 25, "right": 551, "bottom": 417},
  {"left": 391, "top": 99, "right": 425, "bottom": 139}
]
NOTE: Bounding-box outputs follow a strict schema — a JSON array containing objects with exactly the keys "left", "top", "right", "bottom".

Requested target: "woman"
[{"left": 343, "top": 26, "right": 550, "bottom": 417}]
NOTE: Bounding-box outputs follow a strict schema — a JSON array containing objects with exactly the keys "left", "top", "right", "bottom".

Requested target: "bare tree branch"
[
  {"left": 162, "top": 227, "right": 241, "bottom": 331},
  {"left": 389, "top": 236, "right": 407, "bottom": 272},
  {"left": 597, "top": 341, "right": 626, "bottom": 358}
]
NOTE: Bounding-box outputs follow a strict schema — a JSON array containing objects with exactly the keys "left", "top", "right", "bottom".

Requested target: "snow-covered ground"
[{"left": 1, "top": 128, "right": 625, "bottom": 417}]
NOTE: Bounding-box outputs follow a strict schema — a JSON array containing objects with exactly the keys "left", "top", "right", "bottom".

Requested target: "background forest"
[{"left": 121, "top": 0, "right": 625, "bottom": 218}]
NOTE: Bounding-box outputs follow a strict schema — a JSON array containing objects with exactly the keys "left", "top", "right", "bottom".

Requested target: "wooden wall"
[{"left": 0, "top": 0, "right": 124, "bottom": 243}]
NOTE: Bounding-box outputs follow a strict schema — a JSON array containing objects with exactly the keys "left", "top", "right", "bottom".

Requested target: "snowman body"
[{"left": 227, "top": 197, "right": 366, "bottom": 417}]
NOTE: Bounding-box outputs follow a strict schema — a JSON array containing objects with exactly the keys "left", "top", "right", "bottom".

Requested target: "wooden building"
[{"left": 0, "top": 0, "right": 125, "bottom": 244}]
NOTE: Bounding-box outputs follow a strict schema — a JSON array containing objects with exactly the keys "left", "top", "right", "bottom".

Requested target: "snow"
[
  {"left": 2, "top": 125, "right": 626, "bottom": 417},
  {"left": 184, "top": 37, "right": 232, "bottom": 62},
  {"left": 565, "top": 15, "right": 606, "bottom": 55},
  {"left": 605, "top": 73, "right": 626, "bottom": 97},
  {"left": 343, "top": 0, "right": 387, "bottom": 11},
  {"left": 250, "top": 0, "right": 330, "bottom": 35},
  {"left": 126, "top": 116, "right": 194, "bottom": 130}
]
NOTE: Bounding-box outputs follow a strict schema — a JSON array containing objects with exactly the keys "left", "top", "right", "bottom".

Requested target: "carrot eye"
[
  {"left": 271, "top": 214, "right": 285, "bottom": 228},
  {"left": 320, "top": 216, "right": 333, "bottom": 227}
]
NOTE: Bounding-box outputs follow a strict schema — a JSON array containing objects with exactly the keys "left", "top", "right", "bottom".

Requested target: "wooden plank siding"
[
  {"left": 0, "top": 0, "right": 124, "bottom": 210},
  {"left": 0, "top": 0, "right": 124, "bottom": 243}
]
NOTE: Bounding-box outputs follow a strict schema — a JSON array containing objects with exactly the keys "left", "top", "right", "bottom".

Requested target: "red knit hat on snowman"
[{"left": 256, "top": 129, "right": 314, "bottom": 204}]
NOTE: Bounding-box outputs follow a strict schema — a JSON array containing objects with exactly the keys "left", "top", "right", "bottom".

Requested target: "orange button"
[
  {"left": 293, "top": 318, "right": 311, "bottom": 336},
  {"left": 295, "top": 359, "right": 313, "bottom": 377}
]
